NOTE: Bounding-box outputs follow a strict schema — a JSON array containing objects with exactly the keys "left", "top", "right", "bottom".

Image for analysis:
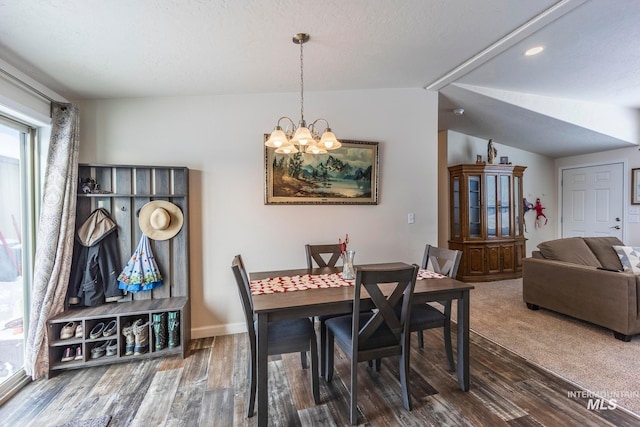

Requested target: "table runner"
[{"left": 250, "top": 268, "right": 444, "bottom": 295}]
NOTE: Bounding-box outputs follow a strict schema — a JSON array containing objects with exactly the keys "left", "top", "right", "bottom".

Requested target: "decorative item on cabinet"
[
  {"left": 448, "top": 163, "right": 527, "bottom": 282},
  {"left": 487, "top": 139, "right": 497, "bottom": 165}
]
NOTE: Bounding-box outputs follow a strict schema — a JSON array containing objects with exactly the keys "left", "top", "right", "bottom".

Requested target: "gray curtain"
[{"left": 25, "top": 103, "right": 80, "bottom": 379}]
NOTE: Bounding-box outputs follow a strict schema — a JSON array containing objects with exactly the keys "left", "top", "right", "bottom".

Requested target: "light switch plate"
[{"left": 408, "top": 213, "right": 415, "bottom": 224}]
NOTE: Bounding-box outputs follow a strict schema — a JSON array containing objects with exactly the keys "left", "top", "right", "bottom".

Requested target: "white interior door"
[{"left": 561, "top": 163, "right": 624, "bottom": 240}]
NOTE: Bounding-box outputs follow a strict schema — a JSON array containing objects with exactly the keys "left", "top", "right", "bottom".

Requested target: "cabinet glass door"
[
  {"left": 514, "top": 175, "right": 521, "bottom": 236},
  {"left": 468, "top": 175, "right": 481, "bottom": 237},
  {"left": 486, "top": 175, "right": 497, "bottom": 237},
  {"left": 452, "top": 177, "right": 461, "bottom": 238},
  {"left": 500, "top": 174, "right": 511, "bottom": 236}
]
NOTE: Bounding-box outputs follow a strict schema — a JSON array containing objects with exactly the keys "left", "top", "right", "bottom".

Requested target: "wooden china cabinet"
[{"left": 448, "top": 164, "right": 526, "bottom": 282}]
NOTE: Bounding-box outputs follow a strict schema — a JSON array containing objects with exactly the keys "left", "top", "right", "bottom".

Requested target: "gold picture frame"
[{"left": 265, "top": 137, "right": 379, "bottom": 205}]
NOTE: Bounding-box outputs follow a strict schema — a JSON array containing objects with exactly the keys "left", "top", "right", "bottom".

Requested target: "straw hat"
[{"left": 139, "top": 201, "right": 183, "bottom": 241}]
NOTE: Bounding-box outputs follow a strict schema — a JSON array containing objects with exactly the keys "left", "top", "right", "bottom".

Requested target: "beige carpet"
[{"left": 458, "top": 279, "right": 640, "bottom": 415}]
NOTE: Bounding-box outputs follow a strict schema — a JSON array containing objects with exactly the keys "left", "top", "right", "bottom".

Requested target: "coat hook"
[{"left": 121, "top": 206, "right": 126, "bottom": 211}]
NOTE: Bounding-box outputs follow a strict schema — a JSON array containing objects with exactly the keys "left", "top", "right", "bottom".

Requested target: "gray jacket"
[{"left": 68, "top": 208, "right": 124, "bottom": 306}]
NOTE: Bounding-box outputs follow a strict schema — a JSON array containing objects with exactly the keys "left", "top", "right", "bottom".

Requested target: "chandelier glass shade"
[{"left": 265, "top": 33, "right": 341, "bottom": 154}]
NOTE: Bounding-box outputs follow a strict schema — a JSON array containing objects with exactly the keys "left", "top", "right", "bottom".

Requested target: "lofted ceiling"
[{"left": 0, "top": 0, "right": 639, "bottom": 158}]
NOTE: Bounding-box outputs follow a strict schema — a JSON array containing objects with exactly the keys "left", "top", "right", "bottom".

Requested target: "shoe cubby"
[
  {"left": 48, "top": 320, "right": 84, "bottom": 368},
  {"left": 47, "top": 299, "right": 188, "bottom": 376},
  {"left": 47, "top": 162, "right": 191, "bottom": 378},
  {"left": 85, "top": 317, "right": 118, "bottom": 342},
  {"left": 121, "top": 314, "right": 151, "bottom": 357},
  {"left": 150, "top": 310, "right": 181, "bottom": 354}
]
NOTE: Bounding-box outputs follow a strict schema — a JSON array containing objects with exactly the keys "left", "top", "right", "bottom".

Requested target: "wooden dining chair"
[
  {"left": 231, "top": 255, "right": 320, "bottom": 418},
  {"left": 305, "top": 243, "right": 343, "bottom": 375},
  {"left": 409, "top": 244, "right": 462, "bottom": 372},
  {"left": 324, "top": 264, "right": 419, "bottom": 425}
]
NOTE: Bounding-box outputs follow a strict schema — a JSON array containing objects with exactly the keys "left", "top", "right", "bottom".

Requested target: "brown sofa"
[{"left": 522, "top": 236, "right": 640, "bottom": 341}]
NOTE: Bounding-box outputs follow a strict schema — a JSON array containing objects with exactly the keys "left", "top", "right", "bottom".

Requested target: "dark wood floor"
[{"left": 1, "top": 328, "right": 638, "bottom": 427}]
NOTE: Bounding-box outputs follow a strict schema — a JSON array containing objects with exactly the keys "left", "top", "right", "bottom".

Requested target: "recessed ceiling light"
[{"left": 524, "top": 46, "right": 544, "bottom": 56}]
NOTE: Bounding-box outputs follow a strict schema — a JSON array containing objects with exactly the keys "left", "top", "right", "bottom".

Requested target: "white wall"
[
  {"left": 555, "top": 146, "right": 640, "bottom": 246},
  {"left": 76, "top": 88, "right": 439, "bottom": 337},
  {"left": 442, "top": 130, "right": 556, "bottom": 255}
]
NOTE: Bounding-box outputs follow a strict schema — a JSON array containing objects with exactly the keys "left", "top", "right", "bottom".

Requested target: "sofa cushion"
[
  {"left": 584, "top": 237, "right": 624, "bottom": 270},
  {"left": 612, "top": 246, "right": 640, "bottom": 275},
  {"left": 537, "top": 237, "right": 602, "bottom": 267},
  {"left": 531, "top": 251, "right": 545, "bottom": 259}
]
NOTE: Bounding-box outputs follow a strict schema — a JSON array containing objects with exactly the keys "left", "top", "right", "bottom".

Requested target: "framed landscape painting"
[{"left": 265, "top": 137, "right": 379, "bottom": 205}]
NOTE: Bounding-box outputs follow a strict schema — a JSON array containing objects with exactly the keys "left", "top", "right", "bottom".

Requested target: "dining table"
[{"left": 249, "top": 262, "right": 475, "bottom": 427}]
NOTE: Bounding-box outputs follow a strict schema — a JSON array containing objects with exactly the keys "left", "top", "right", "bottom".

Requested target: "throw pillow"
[
  {"left": 584, "top": 237, "right": 624, "bottom": 270},
  {"left": 537, "top": 237, "right": 602, "bottom": 267},
  {"left": 612, "top": 246, "right": 640, "bottom": 275}
]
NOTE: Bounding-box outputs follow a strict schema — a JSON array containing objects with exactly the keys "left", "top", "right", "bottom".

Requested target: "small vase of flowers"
[{"left": 339, "top": 234, "right": 355, "bottom": 280}]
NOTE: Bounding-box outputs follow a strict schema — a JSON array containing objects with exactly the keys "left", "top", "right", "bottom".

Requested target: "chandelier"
[{"left": 265, "top": 33, "right": 341, "bottom": 154}]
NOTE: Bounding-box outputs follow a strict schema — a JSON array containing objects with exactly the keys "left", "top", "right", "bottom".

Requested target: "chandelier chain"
[{"left": 299, "top": 38, "right": 304, "bottom": 123}]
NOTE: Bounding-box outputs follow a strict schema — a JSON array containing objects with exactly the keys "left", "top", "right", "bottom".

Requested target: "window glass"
[{"left": 0, "top": 116, "right": 42, "bottom": 393}]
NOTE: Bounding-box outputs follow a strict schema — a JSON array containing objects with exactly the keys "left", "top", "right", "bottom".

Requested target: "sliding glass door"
[{"left": 0, "top": 117, "right": 40, "bottom": 394}]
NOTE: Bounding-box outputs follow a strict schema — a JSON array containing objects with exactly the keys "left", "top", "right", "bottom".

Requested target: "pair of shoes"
[
  {"left": 61, "top": 347, "right": 74, "bottom": 362},
  {"left": 60, "top": 322, "right": 77, "bottom": 340},
  {"left": 168, "top": 312, "right": 180, "bottom": 349},
  {"left": 153, "top": 313, "right": 167, "bottom": 350},
  {"left": 133, "top": 319, "right": 149, "bottom": 355},
  {"left": 103, "top": 320, "right": 117, "bottom": 337},
  {"left": 106, "top": 340, "right": 118, "bottom": 356},
  {"left": 91, "top": 341, "right": 108, "bottom": 359},
  {"left": 61, "top": 346, "right": 82, "bottom": 362},
  {"left": 89, "top": 322, "right": 105, "bottom": 339},
  {"left": 75, "top": 324, "right": 83, "bottom": 339},
  {"left": 122, "top": 322, "right": 135, "bottom": 356}
]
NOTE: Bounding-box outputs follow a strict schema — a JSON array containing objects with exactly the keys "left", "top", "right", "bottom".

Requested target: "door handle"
[{"left": 609, "top": 225, "right": 621, "bottom": 229}]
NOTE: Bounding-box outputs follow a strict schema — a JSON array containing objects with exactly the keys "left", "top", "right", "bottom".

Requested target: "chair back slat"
[
  {"left": 352, "top": 265, "right": 419, "bottom": 350},
  {"left": 421, "top": 245, "right": 462, "bottom": 278},
  {"left": 428, "top": 256, "right": 453, "bottom": 275},
  {"left": 306, "top": 243, "right": 342, "bottom": 268},
  {"left": 359, "top": 282, "right": 407, "bottom": 341}
]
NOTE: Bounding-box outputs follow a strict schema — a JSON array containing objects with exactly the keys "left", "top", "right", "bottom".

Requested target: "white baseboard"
[{"left": 191, "top": 322, "right": 246, "bottom": 339}]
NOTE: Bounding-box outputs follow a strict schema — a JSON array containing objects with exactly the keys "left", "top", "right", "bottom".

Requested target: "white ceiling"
[{"left": 0, "top": 0, "right": 639, "bottom": 158}]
